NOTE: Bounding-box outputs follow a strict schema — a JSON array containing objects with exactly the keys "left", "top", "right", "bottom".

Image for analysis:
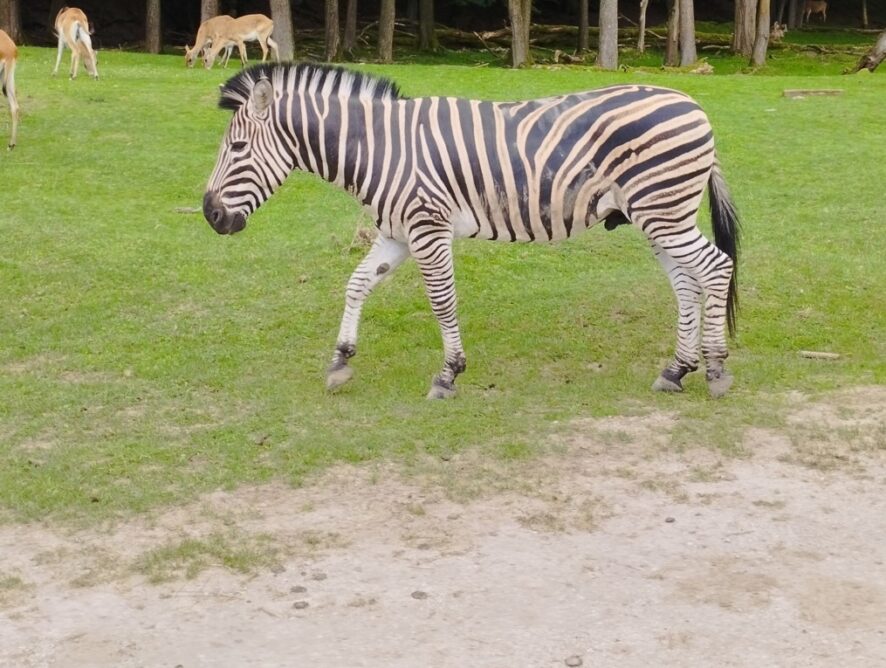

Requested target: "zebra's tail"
[{"left": 708, "top": 157, "right": 741, "bottom": 337}]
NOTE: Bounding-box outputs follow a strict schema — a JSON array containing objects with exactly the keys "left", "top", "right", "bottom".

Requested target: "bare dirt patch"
[{"left": 2, "top": 386, "right": 885, "bottom": 667}]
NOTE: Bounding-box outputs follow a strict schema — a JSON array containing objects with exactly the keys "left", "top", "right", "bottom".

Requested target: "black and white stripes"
[{"left": 204, "top": 63, "right": 740, "bottom": 398}]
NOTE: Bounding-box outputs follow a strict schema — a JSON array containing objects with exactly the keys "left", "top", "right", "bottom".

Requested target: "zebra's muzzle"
[{"left": 203, "top": 191, "right": 247, "bottom": 235}]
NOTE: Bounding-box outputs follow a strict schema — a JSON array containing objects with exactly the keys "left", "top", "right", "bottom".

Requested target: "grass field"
[{"left": 0, "top": 39, "right": 883, "bottom": 525}]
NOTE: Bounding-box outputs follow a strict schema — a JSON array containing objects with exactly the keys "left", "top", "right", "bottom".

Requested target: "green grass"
[
  {"left": 133, "top": 531, "right": 282, "bottom": 583},
  {"left": 0, "top": 42, "right": 883, "bottom": 524}
]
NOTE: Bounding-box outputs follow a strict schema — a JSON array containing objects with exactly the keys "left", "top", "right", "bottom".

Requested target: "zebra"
[{"left": 203, "top": 63, "right": 741, "bottom": 399}]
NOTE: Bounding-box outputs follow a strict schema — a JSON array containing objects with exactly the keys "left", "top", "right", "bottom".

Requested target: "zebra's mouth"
[{"left": 203, "top": 191, "right": 247, "bottom": 235}]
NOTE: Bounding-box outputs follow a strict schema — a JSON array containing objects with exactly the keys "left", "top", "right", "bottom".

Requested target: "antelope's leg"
[{"left": 53, "top": 35, "right": 65, "bottom": 76}]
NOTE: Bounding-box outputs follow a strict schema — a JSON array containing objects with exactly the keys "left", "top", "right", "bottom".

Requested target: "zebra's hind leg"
[
  {"left": 326, "top": 235, "right": 410, "bottom": 391},
  {"left": 649, "top": 240, "right": 701, "bottom": 393},
  {"left": 408, "top": 226, "right": 466, "bottom": 400},
  {"left": 643, "top": 224, "right": 735, "bottom": 398}
]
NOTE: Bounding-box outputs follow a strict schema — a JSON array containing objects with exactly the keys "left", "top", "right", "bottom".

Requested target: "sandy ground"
[{"left": 2, "top": 386, "right": 885, "bottom": 668}]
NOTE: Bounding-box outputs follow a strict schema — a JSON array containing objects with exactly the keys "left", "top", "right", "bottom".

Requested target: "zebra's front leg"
[
  {"left": 409, "top": 227, "right": 465, "bottom": 400},
  {"left": 649, "top": 240, "right": 702, "bottom": 393},
  {"left": 326, "top": 234, "right": 410, "bottom": 391}
]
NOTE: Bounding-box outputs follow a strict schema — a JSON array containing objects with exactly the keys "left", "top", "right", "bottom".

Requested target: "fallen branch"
[
  {"left": 845, "top": 30, "right": 886, "bottom": 73},
  {"left": 799, "top": 350, "right": 841, "bottom": 360}
]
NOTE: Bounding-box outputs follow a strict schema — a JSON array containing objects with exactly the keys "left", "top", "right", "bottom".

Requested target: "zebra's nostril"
[{"left": 211, "top": 209, "right": 223, "bottom": 225}]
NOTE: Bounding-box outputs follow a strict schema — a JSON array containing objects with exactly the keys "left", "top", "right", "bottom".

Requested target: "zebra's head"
[{"left": 204, "top": 66, "right": 291, "bottom": 235}]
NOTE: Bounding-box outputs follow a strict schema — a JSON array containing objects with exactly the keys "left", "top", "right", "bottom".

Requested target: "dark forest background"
[{"left": 10, "top": 1, "right": 886, "bottom": 50}]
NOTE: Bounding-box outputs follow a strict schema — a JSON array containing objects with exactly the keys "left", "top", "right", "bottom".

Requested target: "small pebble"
[
  {"left": 293, "top": 601, "right": 309, "bottom": 610},
  {"left": 665, "top": 516, "right": 676, "bottom": 523},
  {"left": 290, "top": 585, "right": 307, "bottom": 594},
  {"left": 565, "top": 656, "right": 583, "bottom": 667},
  {"left": 411, "top": 590, "right": 429, "bottom": 600}
]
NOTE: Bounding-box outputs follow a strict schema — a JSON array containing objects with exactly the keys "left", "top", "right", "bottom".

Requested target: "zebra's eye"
[{"left": 230, "top": 140, "right": 248, "bottom": 152}]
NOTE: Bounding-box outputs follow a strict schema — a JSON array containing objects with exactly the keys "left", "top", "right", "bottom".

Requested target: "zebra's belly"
[{"left": 450, "top": 186, "right": 620, "bottom": 243}]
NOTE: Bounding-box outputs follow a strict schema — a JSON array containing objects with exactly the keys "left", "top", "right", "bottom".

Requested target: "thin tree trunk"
[
  {"left": 343, "top": 0, "right": 357, "bottom": 52},
  {"left": 638, "top": 0, "right": 649, "bottom": 53},
  {"left": 0, "top": 0, "right": 21, "bottom": 42},
  {"left": 577, "top": 0, "right": 588, "bottom": 53},
  {"left": 146, "top": 0, "right": 161, "bottom": 53},
  {"left": 325, "top": 0, "right": 340, "bottom": 61},
  {"left": 733, "top": 0, "right": 756, "bottom": 56},
  {"left": 776, "top": 0, "right": 787, "bottom": 23},
  {"left": 751, "top": 0, "right": 771, "bottom": 66},
  {"left": 665, "top": 0, "right": 680, "bottom": 66},
  {"left": 508, "top": 0, "right": 532, "bottom": 67},
  {"left": 596, "top": 0, "right": 618, "bottom": 70},
  {"left": 418, "top": 0, "right": 437, "bottom": 51},
  {"left": 201, "top": 0, "right": 219, "bottom": 23},
  {"left": 678, "top": 0, "right": 696, "bottom": 66},
  {"left": 861, "top": 0, "right": 869, "bottom": 29},
  {"left": 787, "top": 0, "right": 800, "bottom": 29},
  {"left": 378, "top": 0, "right": 395, "bottom": 63},
  {"left": 269, "top": 0, "right": 294, "bottom": 60}
]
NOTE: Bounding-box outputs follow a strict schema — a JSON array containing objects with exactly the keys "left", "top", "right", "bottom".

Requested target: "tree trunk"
[
  {"left": 776, "top": 0, "right": 787, "bottom": 23},
  {"left": 508, "top": 0, "right": 532, "bottom": 68},
  {"left": 733, "top": 0, "right": 756, "bottom": 56},
  {"left": 577, "top": 0, "right": 588, "bottom": 53},
  {"left": 325, "top": 0, "right": 340, "bottom": 61},
  {"left": 269, "top": 0, "right": 294, "bottom": 60},
  {"left": 418, "top": 0, "right": 437, "bottom": 51},
  {"left": 343, "top": 0, "right": 357, "bottom": 52},
  {"left": 146, "top": 0, "right": 161, "bottom": 53},
  {"left": 378, "top": 0, "right": 395, "bottom": 63},
  {"left": 678, "top": 0, "right": 696, "bottom": 66},
  {"left": 596, "top": 0, "right": 618, "bottom": 70},
  {"left": 786, "top": 0, "right": 800, "bottom": 29},
  {"left": 847, "top": 30, "right": 886, "bottom": 73},
  {"left": 665, "top": 0, "right": 679, "bottom": 66},
  {"left": 200, "top": 0, "right": 219, "bottom": 23},
  {"left": 861, "top": 0, "right": 869, "bottom": 29},
  {"left": 751, "top": 0, "right": 771, "bottom": 66},
  {"left": 638, "top": 0, "right": 649, "bottom": 53},
  {"left": 0, "top": 0, "right": 21, "bottom": 42}
]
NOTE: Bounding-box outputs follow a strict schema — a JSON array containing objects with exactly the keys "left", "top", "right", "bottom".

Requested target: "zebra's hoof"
[
  {"left": 652, "top": 374, "right": 683, "bottom": 393},
  {"left": 325, "top": 364, "right": 354, "bottom": 391},
  {"left": 427, "top": 380, "right": 456, "bottom": 400},
  {"left": 706, "top": 370, "right": 733, "bottom": 398}
]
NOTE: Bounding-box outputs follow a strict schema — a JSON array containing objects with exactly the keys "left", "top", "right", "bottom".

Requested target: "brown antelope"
[
  {"left": 52, "top": 6, "right": 99, "bottom": 80},
  {"left": 770, "top": 21, "right": 786, "bottom": 42},
  {"left": 0, "top": 29, "right": 19, "bottom": 149},
  {"left": 185, "top": 15, "right": 242, "bottom": 68},
  {"left": 201, "top": 14, "right": 279, "bottom": 70},
  {"left": 802, "top": 0, "right": 828, "bottom": 23}
]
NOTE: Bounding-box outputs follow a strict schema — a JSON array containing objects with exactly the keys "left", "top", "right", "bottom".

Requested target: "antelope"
[
  {"left": 52, "top": 6, "right": 99, "bottom": 80},
  {"left": 0, "top": 29, "right": 19, "bottom": 149},
  {"left": 770, "top": 21, "right": 786, "bottom": 42},
  {"left": 201, "top": 14, "right": 279, "bottom": 70},
  {"left": 184, "top": 15, "right": 242, "bottom": 68},
  {"left": 802, "top": 0, "right": 828, "bottom": 23}
]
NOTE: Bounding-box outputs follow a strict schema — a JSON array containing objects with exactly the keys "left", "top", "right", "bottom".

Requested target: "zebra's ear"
[{"left": 252, "top": 79, "right": 274, "bottom": 116}]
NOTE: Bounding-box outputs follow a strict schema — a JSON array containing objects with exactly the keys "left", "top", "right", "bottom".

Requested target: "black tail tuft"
[{"left": 708, "top": 160, "right": 741, "bottom": 337}]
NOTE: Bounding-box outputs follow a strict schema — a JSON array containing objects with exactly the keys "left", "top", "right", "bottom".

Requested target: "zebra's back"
[{"left": 403, "top": 84, "right": 714, "bottom": 243}]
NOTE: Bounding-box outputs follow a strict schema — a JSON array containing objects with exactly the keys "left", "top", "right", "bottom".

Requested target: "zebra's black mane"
[{"left": 218, "top": 62, "right": 405, "bottom": 112}]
